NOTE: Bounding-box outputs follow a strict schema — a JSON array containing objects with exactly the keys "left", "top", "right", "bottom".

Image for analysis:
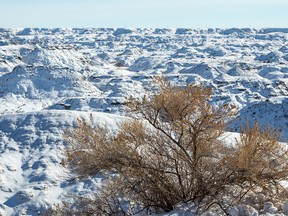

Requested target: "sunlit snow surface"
[{"left": 1, "top": 28, "right": 288, "bottom": 215}]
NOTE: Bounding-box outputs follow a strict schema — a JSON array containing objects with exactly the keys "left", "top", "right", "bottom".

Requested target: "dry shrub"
[
  {"left": 223, "top": 122, "right": 288, "bottom": 209},
  {"left": 62, "top": 79, "right": 288, "bottom": 215},
  {"left": 64, "top": 115, "right": 134, "bottom": 178}
]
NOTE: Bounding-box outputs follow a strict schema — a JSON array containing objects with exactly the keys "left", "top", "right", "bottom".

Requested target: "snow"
[
  {"left": 0, "top": 28, "right": 288, "bottom": 215},
  {"left": 0, "top": 111, "right": 125, "bottom": 215}
]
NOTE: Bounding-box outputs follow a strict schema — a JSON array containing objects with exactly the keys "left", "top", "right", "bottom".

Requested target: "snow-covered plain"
[{"left": 1, "top": 28, "right": 288, "bottom": 215}]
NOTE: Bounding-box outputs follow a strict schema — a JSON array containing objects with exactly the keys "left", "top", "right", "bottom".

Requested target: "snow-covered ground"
[{"left": 1, "top": 28, "right": 288, "bottom": 215}]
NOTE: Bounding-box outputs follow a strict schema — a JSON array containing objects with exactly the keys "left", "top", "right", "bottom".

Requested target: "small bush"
[{"left": 62, "top": 79, "right": 288, "bottom": 215}]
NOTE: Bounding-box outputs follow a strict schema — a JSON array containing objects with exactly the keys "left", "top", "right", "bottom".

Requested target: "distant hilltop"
[{"left": 1, "top": 27, "right": 288, "bottom": 36}]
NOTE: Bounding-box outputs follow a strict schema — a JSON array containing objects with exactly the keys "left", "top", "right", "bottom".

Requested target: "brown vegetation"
[{"left": 60, "top": 79, "right": 288, "bottom": 215}]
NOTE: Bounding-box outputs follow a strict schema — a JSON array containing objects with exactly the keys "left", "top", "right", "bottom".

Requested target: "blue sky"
[{"left": 0, "top": 0, "right": 287, "bottom": 28}]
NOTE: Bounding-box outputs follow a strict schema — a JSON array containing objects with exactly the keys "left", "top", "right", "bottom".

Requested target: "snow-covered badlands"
[{"left": 1, "top": 28, "right": 288, "bottom": 215}]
